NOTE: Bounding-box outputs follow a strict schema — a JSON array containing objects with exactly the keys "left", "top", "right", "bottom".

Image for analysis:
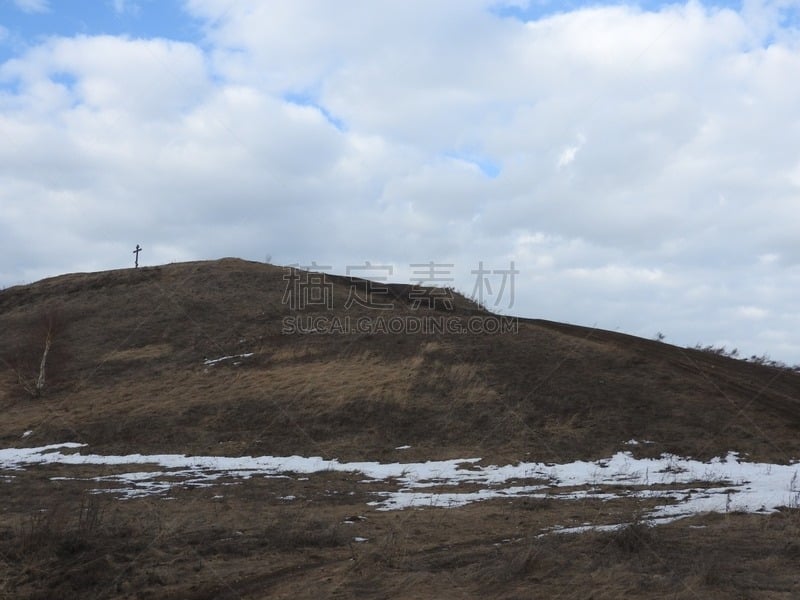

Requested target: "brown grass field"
[{"left": 2, "top": 258, "right": 800, "bottom": 599}]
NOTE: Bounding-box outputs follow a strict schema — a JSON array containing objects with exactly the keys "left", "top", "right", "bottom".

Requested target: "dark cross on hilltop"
[{"left": 133, "top": 244, "right": 142, "bottom": 268}]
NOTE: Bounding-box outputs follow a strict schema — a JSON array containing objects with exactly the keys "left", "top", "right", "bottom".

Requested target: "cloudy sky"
[{"left": 1, "top": 0, "right": 799, "bottom": 363}]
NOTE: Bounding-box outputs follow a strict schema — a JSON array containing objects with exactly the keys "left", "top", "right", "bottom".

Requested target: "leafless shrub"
[
  {"left": 692, "top": 343, "right": 737, "bottom": 358},
  {"left": 15, "top": 494, "right": 105, "bottom": 558},
  {"left": 689, "top": 343, "right": 798, "bottom": 373},
  {"left": 1, "top": 306, "right": 69, "bottom": 398}
]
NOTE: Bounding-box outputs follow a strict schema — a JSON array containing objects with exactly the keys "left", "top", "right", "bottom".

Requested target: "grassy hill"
[{"left": 2, "top": 258, "right": 800, "bottom": 599}]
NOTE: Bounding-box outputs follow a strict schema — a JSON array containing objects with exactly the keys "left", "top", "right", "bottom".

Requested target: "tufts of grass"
[
  {"left": 610, "top": 518, "right": 655, "bottom": 555},
  {"left": 262, "top": 513, "right": 347, "bottom": 551},
  {"left": 14, "top": 493, "right": 106, "bottom": 559}
]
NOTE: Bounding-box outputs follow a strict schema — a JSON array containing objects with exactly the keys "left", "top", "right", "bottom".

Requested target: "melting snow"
[
  {"left": 624, "top": 439, "right": 654, "bottom": 446},
  {"left": 203, "top": 353, "right": 254, "bottom": 366},
  {"left": 2, "top": 444, "right": 800, "bottom": 527}
]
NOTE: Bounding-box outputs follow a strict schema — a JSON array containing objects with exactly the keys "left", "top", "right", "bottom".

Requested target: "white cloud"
[
  {"left": 565, "top": 265, "right": 665, "bottom": 286},
  {"left": 556, "top": 133, "right": 586, "bottom": 169},
  {"left": 758, "top": 253, "right": 780, "bottom": 265},
  {"left": 110, "top": 0, "right": 140, "bottom": 16},
  {"left": 1, "top": 35, "right": 210, "bottom": 117},
  {"left": 1, "top": 1, "right": 800, "bottom": 363},
  {"left": 735, "top": 306, "right": 769, "bottom": 320},
  {"left": 12, "top": 0, "right": 49, "bottom": 14}
]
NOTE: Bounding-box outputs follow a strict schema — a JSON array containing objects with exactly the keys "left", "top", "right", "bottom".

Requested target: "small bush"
[
  {"left": 612, "top": 519, "right": 654, "bottom": 554},
  {"left": 15, "top": 494, "right": 105, "bottom": 558},
  {"left": 689, "top": 343, "right": 798, "bottom": 372}
]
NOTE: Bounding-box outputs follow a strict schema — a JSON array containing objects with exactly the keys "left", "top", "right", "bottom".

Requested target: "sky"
[{"left": 0, "top": 0, "right": 799, "bottom": 363}]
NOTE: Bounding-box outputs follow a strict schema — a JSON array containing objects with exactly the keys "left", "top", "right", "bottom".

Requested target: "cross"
[{"left": 133, "top": 244, "right": 142, "bottom": 268}]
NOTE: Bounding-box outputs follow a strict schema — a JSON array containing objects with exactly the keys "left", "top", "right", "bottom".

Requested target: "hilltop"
[{"left": 2, "top": 258, "right": 800, "bottom": 599}]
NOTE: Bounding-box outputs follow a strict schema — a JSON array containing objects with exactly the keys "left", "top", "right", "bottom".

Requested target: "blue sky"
[
  {"left": 493, "top": 0, "right": 742, "bottom": 19},
  {"left": 0, "top": 1, "right": 198, "bottom": 62},
  {"left": 2, "top": 1, "right": 794, "bottom": 50},
  {"left": 2, "top": 0, "right": 797, "bottom": 64},
  {"left": 1, "top": 0, "right": 800, "bottom": 363}
]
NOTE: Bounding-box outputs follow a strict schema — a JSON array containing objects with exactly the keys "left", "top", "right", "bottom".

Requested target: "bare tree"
[{"left": 2, "top": 307, "right": 66, "bottom": 398}]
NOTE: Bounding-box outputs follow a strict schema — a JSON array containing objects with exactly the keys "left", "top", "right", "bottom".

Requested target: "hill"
[{"left": 2, "top": 258, "right": 800, "bottom": 599}]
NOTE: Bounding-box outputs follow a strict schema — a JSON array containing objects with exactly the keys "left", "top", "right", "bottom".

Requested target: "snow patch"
[
  {"left": 624, "top": 439, "right": 654, "bottom": 446},
  {"left": 203, "top": 353, "right": 254, "bottom": 366},
  {"left": 3, "top": 444, "right": 800, "bottom": 528}
]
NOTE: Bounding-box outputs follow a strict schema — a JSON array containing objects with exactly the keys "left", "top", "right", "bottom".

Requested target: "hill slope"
[
  {"left": 2, "top": 257, "right": 798, "bottom": 463},
  {"left": 3, "top": 258, "right": 800, "bottom": 600}
]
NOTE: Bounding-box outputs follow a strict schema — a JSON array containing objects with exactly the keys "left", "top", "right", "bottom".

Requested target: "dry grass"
[
  {"left": 1, "top": 258, "right": 800, "bottom": 598},
  {"left": 2, "top": 471, "right": 800, "bottom": 598},
  {"left": 103, "top": 343, "right": 173, "bottom": 362}
]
